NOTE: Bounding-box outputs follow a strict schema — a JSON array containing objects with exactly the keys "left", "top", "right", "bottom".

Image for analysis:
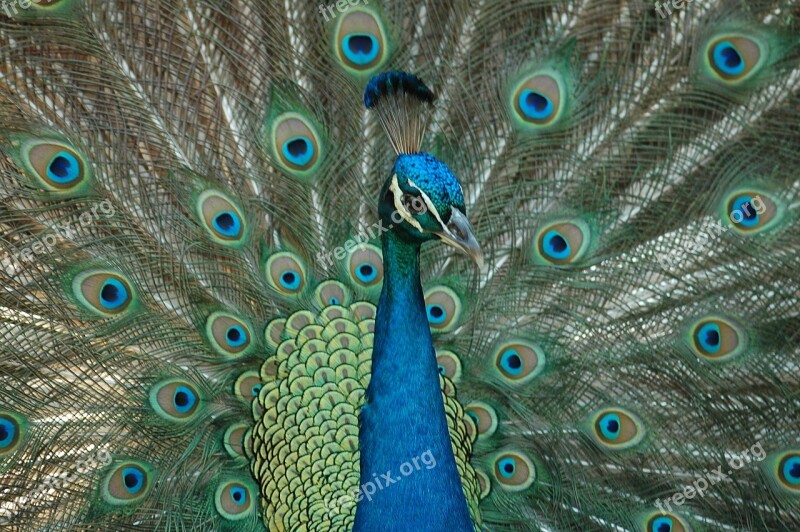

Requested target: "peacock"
[{"left": 1, "top": 0, "right": 799, "bottom": 530}]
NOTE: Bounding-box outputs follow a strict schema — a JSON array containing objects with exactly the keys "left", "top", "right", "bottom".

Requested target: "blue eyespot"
[
  {"left": 713, "top": 41, "right": 745, "bottom": 77},
  {"left": 280, "top": 270, "right": 301, "bottom": 291},
  {"left": 499, "top": 349, "right": 524, "bottom": 376},
  {"left": 342, "top": 34, "right": 379, "bottom": 65},
  {"left": 122, "top": 467, "right": 145, "bottom": 494},
  {"left": 437, "top": 364, "right": 446, "bottom": 376},
  {"left": 212, "top": 211, "right": 242, "bottom": 238},
  {"left": 230, "top": 486, "right": 247, "bottom": 506},
  {"left": 329, "top": 297, "right": 340, "bottom": 305},
  {"left": 782, "top": 456, "right": 800, "bottom": 485},
  {"left": 730, "top": 195, "right": 759, "bottom": 228},
  {"left": 281, "top": 137, "right": 314, "bottom": 167},
  {"left": 519, "top": 89, "right": 554, "bottom": 121},
  {"left": 426, "top": 304, "right": 447, "bottom": 324},
  {"left": 652, "top": 516, "right": 674, "bottom": 532},
  {"left": 251, "top": 384, "right": 262, "bottom": 397},
  {"left": 497, "top": 457, "right": 517, "bottom": 479},
  {"left": 599, "top": 413, "right": 621, "bottom": 441},
  {"left": 466, "top": 411, "right": 480, "bottom": 426},
  {"left": 356, "top": 263, "right": 378, "bottom": 283},
  {"left": 99, "top": 278, "right": 129, "bottom": 310},
  {"left": 697, "top": 322, "right": 721, "bottom": 354},
  {"left": 0, "top": 418, "right": 16, "bottom": 449},
  {"left": 225, "top": 325, "right": 248, "bottom": 348},
  {"left": 47, "top": 151, "right": 81, "bottom": 184},
  {"left": 542, "top": 229, "right": 571, "bottom": 260},
  {"left": 173, "top": 385, "right": 197, "bottom": 414}
]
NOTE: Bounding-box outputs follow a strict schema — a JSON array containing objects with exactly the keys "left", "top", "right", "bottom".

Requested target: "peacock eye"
[
  {"left": 205, "top": 312, "right": 255, "bottom": 358},
  {"left": 334, "top": 8, "right": 389, "bottom": 74},
  {"left": 533, "top": 220, "right": 590, "bottom": 265},
  {"left": 510, "top": 69, "right": 566, "bottom": 129},
  {"left": 215, "top": 480, "right": 256, "bottom": 520},
  {"left": 102, "top": 461, "right": 153, "bottom": 505},
  {"left": 73, "top": 271, "right": 135, "bottom": 317},
  {"left": 266, "top": 252, "right": 307, "bottom": 296},
  {"left": 424, "top": 286, "right": 462, "bottom": 332},
  {"left": 705, "top": 35, "right": 764, "bottom": 84},
  {"left": 314, "top": 280, "right": 352, "bottom": 308},
  {"left": 347, "top": 245, "right": 384, "bottom": 288},
  {"left": 688, "top": 316, "right": 746, "bottom": 361},
  {"left": 0, "top": 412, "right": 25, "bottom": 456},
  {"left": 590, "top": 408, "right": 645, "bottom": 449},
  {"left": 223, "top": 423, "right": 249, "bottom": 460},
  {"left": 725, "top": 190, "right": 780, "bottom": 234},
  {"left": 435, "top": 350, "right": 462, "bottom": 382},
  {"left": 234, "top": 371, "right": 263, "bottom": 402},
  {"left": 645, "top": 512, "right": 690, "bottom": 532},
  {"left": 271, "top": 112, "right": 322, "bottom": 176},
  {"left": 402, "top": 193, "right": 427, "bottom": 215},
  {"left": 149, "top": 379, "right": 203, "bottom": 421},
  {"left": 770, "top": 451, "right": 800, "bottom": 494},
  {"left": 465, "top": 401, "right": 498, "bottom": 440},
  {"left": 493, "top": 341, "right": 545, "bottom": 385},
  {"left": 20, "top": 140, "right": 90, "bottom": 192},
  {"left": 492, "top": 451, "right": 536, "bottom": 490},
  {"left": 197, "top": 190, "right": 247, "bottom": 245}
]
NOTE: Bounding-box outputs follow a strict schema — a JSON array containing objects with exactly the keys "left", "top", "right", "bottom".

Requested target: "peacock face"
[{"left": 379, "top": 153, "right": 482, "bottom": 266}]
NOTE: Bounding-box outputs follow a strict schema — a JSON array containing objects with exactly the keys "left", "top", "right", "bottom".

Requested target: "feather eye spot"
[
  {"left": 423, "top": 287, "right": 461, "bottom": 332},
  {"left": 688, "top": 316, "right": 746, "bottom": 361},
  {"left": 705, "top": 35, "right": 764, "bottom": 84},
  {"left": 492, "top": 451, "right": 535, "bottom": 490},
  {"left": 334, "top": 8, "right": 388, "bottom": 74},
  {"left": 475, "top": 470, "right": 491, "bottom": 499},
  {"left": 465, "top": 402, "right": 498, "bottom": 440},
  {"left": 493, "top": 341, "right": 545, "bottom": 384},
  {"left": 271, "top": 113, "right": 323, "bottom": 176},
  {"left": 534, "top": 220, "right": 590, "bottom": 265},
  {"left": 235, "top": 371, "right": 263, "bottom": 403},
  {"left": 197, "top": 191, "right": 246, "bottom": 245},
  {"left": 73, "top": 271, "right": 135, "bottom": 317},
  {"left": 266, "top": 252, "right": 307, "bottom": 297},
  {"left": 21, "top": 140, "right": 90, "bottom": 192},
  {"left": 347, "top": 245, "right": 384, "bottom": 289},
  {"left": 645, "top": 512, "right": 690, "bottom": 532},
  {"left": 0, "top": 413, "right": 24, "bottom": 456},
  {"left": 436, "top": 351, "right": 462, "bottom": 382},
  {"left": 590, "top": 408, "right": 644, "bottom": 449},
  {"left": 102, "top": 461, "right": 153, "bottom": 505},
  {"left": 511, "top": 70, "right": 565, "bottom": 129},
  {"left": 224, "top": 424, "right": 249, "bottom": 460},
  {"left": 781, "top": 456, "right": 800, "bottom": 486},
  {"left": 315, "top": 281, "right": 352, "bottom": 309},
  {"left": 725, "top": 190, "right": 780, "bottom": 235},
  {"left": 215, "top": 480, "right": 255, "bottom": 520},
  {"left": 770, "top": 451, "right": 800, "bottom": 493},
  {"left": 206, "top": 312, "right": 255, "bottom": 358},
  {"left": 150, "top": 379, "right": 202, "bottom": 421}
]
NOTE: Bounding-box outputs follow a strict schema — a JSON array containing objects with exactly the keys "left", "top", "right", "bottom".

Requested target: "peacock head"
[
  {"left": 367, "top": 70, "right": 482, "bottom": 267},
  {"left": 378, "top": 152, "right": 482, "bottom": 267}
]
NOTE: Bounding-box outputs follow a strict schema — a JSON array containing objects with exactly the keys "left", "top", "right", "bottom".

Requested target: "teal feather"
[{"left": 1, "top": 1, "right": 800, "bottom": 530}]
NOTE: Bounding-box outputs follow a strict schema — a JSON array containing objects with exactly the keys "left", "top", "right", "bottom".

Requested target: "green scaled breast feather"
[{"left": 247, "top": 265, "right": 483, "bottom": 531}]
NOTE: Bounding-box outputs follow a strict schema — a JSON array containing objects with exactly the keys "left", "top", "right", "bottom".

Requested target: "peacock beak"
[{"left": 435, "top": 208, "right": 484, "bottom": 269}]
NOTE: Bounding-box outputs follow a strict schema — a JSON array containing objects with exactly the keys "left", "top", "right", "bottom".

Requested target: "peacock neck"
[{"left": 353, "top": 230, "right": 473, "bottom": 531}]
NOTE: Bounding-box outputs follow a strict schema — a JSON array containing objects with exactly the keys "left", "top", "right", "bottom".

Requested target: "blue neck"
[{"left": 354, "top": 231, "right": 473, "bottom": 531}]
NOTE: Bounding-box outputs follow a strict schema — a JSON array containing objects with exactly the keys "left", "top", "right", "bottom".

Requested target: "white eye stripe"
[
  {"left": 407, "top": 178, "right": 451, "bottom": 236},
  {"left": 390, "top": 175, "right": 424, "bottom": 232}
]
